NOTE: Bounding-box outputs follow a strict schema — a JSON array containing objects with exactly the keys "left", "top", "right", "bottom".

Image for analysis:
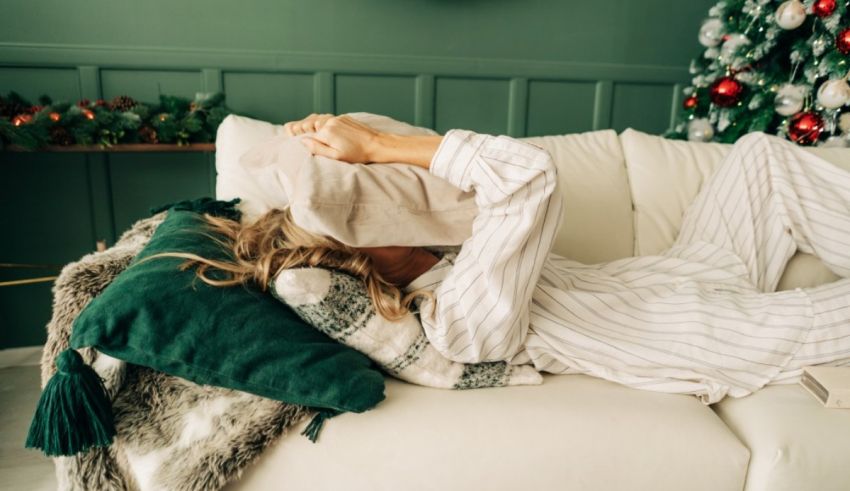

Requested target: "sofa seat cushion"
[
  {"left": 713, "top": 384, "right": 850, "bottom": 491},
  {"left": 225, "top": 374, "right": 749, "bottom": 491}
]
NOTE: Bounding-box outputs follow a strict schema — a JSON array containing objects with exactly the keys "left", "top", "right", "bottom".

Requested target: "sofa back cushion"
[
  {"left": 525, "top": 130, "right": 633, "bottom": 264},
  {"left": 620, "top": 128, "right": 850, "bottom": 290}
]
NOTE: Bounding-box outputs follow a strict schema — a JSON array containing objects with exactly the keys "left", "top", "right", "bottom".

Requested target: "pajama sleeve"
[{"left": 405, "top": 129, "right": 563, "bottom": 363}]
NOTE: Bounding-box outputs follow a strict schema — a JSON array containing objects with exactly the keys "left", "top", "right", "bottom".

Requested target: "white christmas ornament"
[
  {"left": 775, "top": 0, "right": 807, "bottom": 30},
  {"left": 703, "top": 47, "right": 721, "bottom": 59},
  {"left": 816, "top": 79, "right": 850, "bottom": 109},
  {"left": 720, "top": 34, "right": 751, "bottom": 63},
  {"left": 688, "top": 118, "right": 715, "bottom": 142},
  {"left": 699, "top": 18, "right": 725, "bottom": 47},
  {"left": 774, "top": 84, "right": 806, "bottom": 116}
]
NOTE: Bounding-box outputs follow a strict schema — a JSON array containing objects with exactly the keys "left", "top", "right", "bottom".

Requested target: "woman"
[{"left": 189, "top": 113, "right": 850, "bottom": 404}]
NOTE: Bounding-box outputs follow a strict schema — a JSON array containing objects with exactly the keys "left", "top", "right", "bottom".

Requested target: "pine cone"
[
  {"left": 49, "top": 126, "right": 74, "bottom": 146},
  {"left": 138, "top": 125, "right": 158, "bottom": 144},
  {"left": 109, "top": 95, "right": 137, "bottom": 111},
  {"left": 0, "top": 98, "right": 28, "bottom": 119}
]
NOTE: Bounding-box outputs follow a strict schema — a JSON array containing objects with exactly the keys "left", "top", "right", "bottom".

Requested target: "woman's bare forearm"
[{"left": 368, "top": 133, "right": 444, "bottom": 169}]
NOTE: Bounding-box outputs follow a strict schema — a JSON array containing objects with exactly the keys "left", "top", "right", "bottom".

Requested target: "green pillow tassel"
[
  {"left": 25, "top": 348, "right": 116, "bottom": 456},
  {"left": 301, "top": 409, "right": 340, "bottom": 443}
]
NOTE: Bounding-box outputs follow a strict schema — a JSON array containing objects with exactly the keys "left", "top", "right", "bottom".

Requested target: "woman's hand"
[
  {"left": 290, "top": 114, "right": 383, "bottom": 163},
  {"left": 284, "top": 113, "right": 444, "bottom": 169}
]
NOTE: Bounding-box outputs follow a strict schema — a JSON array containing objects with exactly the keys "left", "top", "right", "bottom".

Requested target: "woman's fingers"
[
  {"left": 283, "top": 113, "right": 334, "bottom": 136},
  {"left": 301, "top": 136, "right": 341, "bottom": 160},
  {"left": 311, "top": 114, "right": 334, "bottom": 132}
]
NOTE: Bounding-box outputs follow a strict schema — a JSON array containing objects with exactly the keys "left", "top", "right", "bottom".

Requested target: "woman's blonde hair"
[{"left": 148, "top": 208, "right": 428, "bottom": 321}]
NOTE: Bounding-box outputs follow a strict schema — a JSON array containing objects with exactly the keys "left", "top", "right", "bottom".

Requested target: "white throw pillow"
[
  {"left": 215, "top": 114, "right": 289, "bottom": 221},
  {"left": 219, "top": 113, "right": 480, "bottom": 247},
  {"left": 271, "top": 267, "right": 542, "bottom": 389}
]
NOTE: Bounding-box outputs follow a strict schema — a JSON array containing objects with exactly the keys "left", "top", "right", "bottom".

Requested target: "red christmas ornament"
[
  {"left": 49, "top": 112, "right": 61, "bottom": 122},
  {"left": 812, "top": 0, "right": 836, "bottom": 18},
  {"left": 788, "top": 111, "right": 825, "bottom": 145},
  {"left": 709, "top": 76, "right": 744, "bottom": 107},
  {"left": 27, "top": 105, "right": 43, "bottom": 114},
  {"left": 94, "top": 99, "right": 107, "bottom": 107},
  {"left": 77, "top": 99, "right": 91, "bottom": 108},
  {"left": 82, "top": 108, "right": 95, "bottom": 120},
  {"left": 837, "top": 28, "right": 850, "bottom": 55},
  {"left": 683, "top": 95, "right": 699, "bottom": 110},
  {"left": 12, "top": 113, "right": 33, "bottom": 126}
]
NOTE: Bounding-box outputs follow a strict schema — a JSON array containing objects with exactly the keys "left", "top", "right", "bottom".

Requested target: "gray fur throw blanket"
[{"left": 40, "top": 213, "right": 312, "bottom": 491}]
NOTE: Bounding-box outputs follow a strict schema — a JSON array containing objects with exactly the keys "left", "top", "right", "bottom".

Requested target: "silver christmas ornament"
[
  {"left": 816, "top": 79, "right": 850, "bottom": 109},
  {"left": 774, "top": 84, "right": 806, "bottom": 116},
  {"left": 720, "top": 34, "right": 751, "bottom": 63},
  {"left": 775, "top": 0, "right": 807, "bottom": 30},
  {"left": 699, "top": 18, "right": 725, "bottom": 48},
  {"left": 688, "top": 118, "right": 715, "bottom": 142},
  {"left": 812, "top": 37, "right": 828, "bottom": 57}
]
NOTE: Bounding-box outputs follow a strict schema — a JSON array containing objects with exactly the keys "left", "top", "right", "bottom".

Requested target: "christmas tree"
[{"left": 668, "top": 0, "right": 850, "bottom": 147}]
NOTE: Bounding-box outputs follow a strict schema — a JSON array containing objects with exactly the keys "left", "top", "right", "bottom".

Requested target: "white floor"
[{"left": 0, "top": 348, "right": 58, "bottom": 491}]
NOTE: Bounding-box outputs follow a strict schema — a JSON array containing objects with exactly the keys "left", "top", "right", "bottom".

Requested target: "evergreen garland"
[{"left": 0, "top": 92, "right": 231, "bottom": 150}]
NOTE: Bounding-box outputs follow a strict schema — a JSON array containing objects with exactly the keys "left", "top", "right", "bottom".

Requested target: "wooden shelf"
[{"left": 4, "top": 143, "right": 216, "bottom": 153}]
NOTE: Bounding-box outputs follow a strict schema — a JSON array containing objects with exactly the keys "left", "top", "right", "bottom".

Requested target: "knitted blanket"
[{"left": 40, "top": 213, "right": 311, "bottom": 491}]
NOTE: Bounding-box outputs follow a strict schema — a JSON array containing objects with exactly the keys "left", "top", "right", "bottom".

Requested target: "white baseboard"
[{"left": 0, "top": 345, "right": 43, "bottom": 368}]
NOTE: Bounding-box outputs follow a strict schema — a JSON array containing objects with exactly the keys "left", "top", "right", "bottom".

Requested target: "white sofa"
[{"left": 216, "top": 116, "right": 850, "bottom": 491}]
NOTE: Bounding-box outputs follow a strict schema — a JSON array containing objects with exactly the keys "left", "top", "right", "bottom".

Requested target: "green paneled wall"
[
  {"left": 0, "top": 0, "right": 713, "bottom": 348},
  {"left": 336, "top": 75, "right": 417, "bottom": 124}
]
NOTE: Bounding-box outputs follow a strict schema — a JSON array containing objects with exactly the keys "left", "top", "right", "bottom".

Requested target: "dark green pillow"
[{"left": 70, "top": 198, "right": 385, "bottom": 418}]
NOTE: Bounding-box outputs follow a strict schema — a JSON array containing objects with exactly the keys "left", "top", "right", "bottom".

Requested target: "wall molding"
[{"left": 0, "top": 42, "right": 690, "bottom": 83}]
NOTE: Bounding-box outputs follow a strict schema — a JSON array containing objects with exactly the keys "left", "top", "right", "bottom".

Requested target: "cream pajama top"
[{"left": 404, "top": 130, "right": 850, "bottom": 404}]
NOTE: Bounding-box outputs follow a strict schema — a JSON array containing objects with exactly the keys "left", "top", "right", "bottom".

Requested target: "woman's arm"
[
  {"left": 408, "top": 131, "right": 563, "bottom": 363},
  {"left": 291, "top": 113, "right": 442, "bottom": 169}
]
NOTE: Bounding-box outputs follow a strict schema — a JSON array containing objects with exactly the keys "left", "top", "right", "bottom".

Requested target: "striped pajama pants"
[{"left": 408, "top": 130, "right": 850, "bottom": 403}]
